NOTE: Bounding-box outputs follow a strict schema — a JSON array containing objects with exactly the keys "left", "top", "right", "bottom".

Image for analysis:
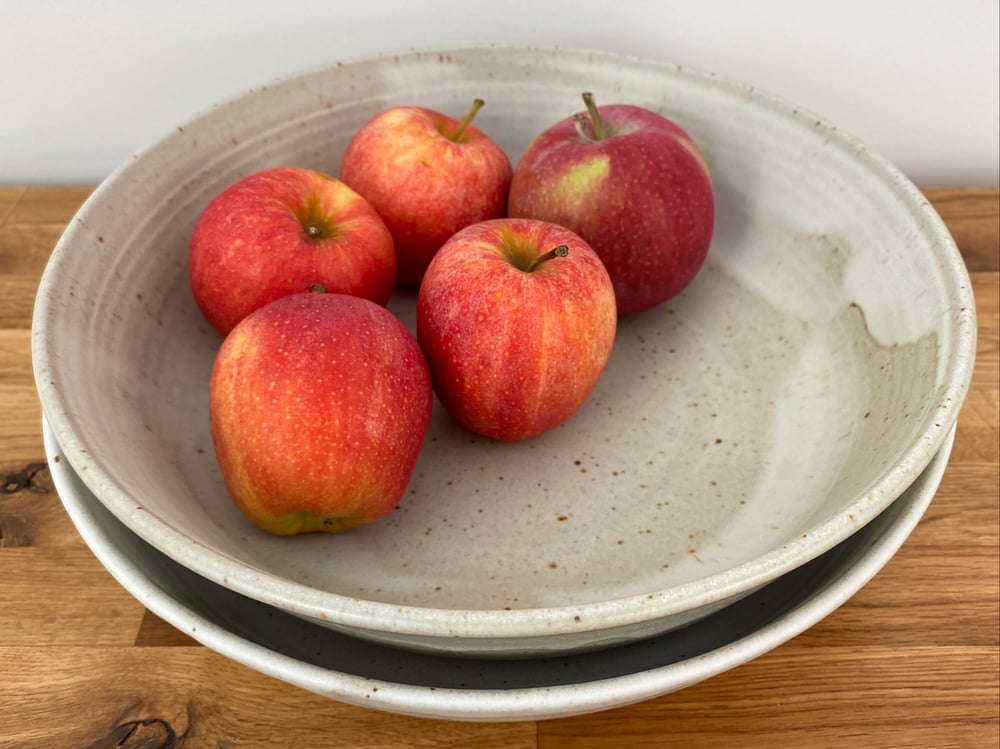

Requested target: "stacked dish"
[
  {"left": 32, "top": 47, "right": 974, "bottom": 713},
  {"left": 43, "top": 417, "right": 955, "bottom": 721}
]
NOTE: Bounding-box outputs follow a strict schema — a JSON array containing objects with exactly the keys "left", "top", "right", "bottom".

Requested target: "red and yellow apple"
[
  {"left": 508, "top": 93, "right": 714, "bottom": 315},
  {"left": 416, "top": 218, "right": 616, "bottom": 442},
  {"left": 339, "top": 99, "right": 513, "bottom": 287},
  {"left": 209, "top": 292, "right": 432, "bottom": 535},
  {"left": 189, "top": 166, "right": 395, "bottom": 336}
]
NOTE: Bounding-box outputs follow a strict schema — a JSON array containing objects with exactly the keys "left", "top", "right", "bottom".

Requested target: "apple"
[
  {"left": 189, "top": 166, "right": 395, "bottom": 337},
  {"left": 209, "top": 291, "right": 432, "bottom": 535},
  {"left": 508, "top": 93, "right": 714, "bottom": 315},
  {"left": 416, "top": 217, "right": 616, "bottom": 442},
  {"left": 339, "top": 99, "right": 513, "bottom": 287}
]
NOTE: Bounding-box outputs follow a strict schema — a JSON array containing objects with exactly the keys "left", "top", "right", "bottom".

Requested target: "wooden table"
[{"left": 0, "top": 186, "right": 996, "bottom": 748}]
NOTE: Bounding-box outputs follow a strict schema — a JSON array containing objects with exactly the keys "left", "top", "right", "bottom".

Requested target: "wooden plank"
[
  {"left": 0, "top": 547, "right": 146, "bottom": 647},
  {"left": 0, "top": 458, "right": 65, "bottom": 547},
  {"left": 950, "top": 385, "right": 999, "bottom": 464},
  {"left": 1, "top": 185, "right": 93, "bottom": 225},
  {"left": 0, "top": 647, "right": 537, "bottom": 749},
  {"left": 0, "top": 276, "right": 41, "bottom": 329},
  {"left": 0, "top": 222, "right": 71, "bottom": 275},
  {"left": 538, "top": 646, "right": 999, "bottom": 749},
  {"left": 0, "top": 186, "right": 91, "bottom": 273},
  {"left": 0, "top": 329, "right": 33, "bottom": 382},
  {"left": 0, "top": 187, "right": 26, "bottom": 227},
  {"left": 0, "top": 383, "right": 43, "bottom": 458}
]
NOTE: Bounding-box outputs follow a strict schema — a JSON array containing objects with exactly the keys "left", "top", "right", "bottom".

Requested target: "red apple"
[
  {"left": 416, "top": 218, "right": 616, "bottom": 442},
  {"left": 209, "top": 292, "right": 432, "bottom": 535},
  {"left": 339, "top": 99, "right": 513, "bottom": 287},
  {"left": 508, "top": 93, "right": 714, "bottom": 315},
  {"left": 189, "top": 166, "right": 395, "bottom": 336}
]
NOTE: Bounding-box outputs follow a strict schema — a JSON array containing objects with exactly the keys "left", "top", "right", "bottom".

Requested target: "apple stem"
[
  {"left": 309, "top": 283, "right": 326, "bottom": 293},
  {"left": 449, "top": 98, "right": 485, "bottom": 141},
  {"left": 525, "top": 244, "right": 569, "bottom": 272},
  {"left": 305, "top": 223, "right": 323, "bottom": 238},
  {"left": 581, "top": 92, "right": 606, "bottom": 141}
]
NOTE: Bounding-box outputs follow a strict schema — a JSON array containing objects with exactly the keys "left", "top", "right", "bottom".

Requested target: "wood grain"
[
  {"left": 0, "top": 187, "right": 997, "bottom": 748},
  {"left": 1, "top": 648, "right": 536, "bottom": 749}
]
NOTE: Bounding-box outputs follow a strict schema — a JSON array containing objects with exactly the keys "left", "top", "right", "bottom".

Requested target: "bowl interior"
[{"left": 32, "top": 47, "right": 974, "bottom": 640}]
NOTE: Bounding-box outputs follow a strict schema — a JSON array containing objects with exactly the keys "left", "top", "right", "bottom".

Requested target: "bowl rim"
[{"left": 31, "top": 44, "right": 978, "bottom": 642}]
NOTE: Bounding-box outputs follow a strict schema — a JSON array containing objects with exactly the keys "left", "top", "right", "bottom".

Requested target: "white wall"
[{"left": 2, "top": 0, "right": 997, "bottom": 186}]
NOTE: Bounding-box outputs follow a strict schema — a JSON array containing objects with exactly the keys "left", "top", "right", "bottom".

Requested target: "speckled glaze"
[
  {"left": 32, "top": 46, "right": 976, "bottom": 656},
  {"left": 45, "top": 418, "right": 954, "bottom": 721}
]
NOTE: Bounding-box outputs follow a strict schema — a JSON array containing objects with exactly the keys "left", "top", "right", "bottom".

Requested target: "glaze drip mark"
[{"left": 848, "top": 301, "right": 873, "bottom": 338}]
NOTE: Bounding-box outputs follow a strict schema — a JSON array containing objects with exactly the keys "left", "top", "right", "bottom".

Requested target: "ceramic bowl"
[{"left": 32, "top": 46, "right": 976, "bottom": 656}]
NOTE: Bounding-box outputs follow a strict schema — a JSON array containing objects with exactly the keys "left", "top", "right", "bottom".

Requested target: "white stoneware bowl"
[
  {"left": 45, "top": 418, "right": 954, "bottom": 721},
  {"left": 32, "top": 46, "right": 975, "bottom": 657}
]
